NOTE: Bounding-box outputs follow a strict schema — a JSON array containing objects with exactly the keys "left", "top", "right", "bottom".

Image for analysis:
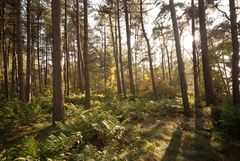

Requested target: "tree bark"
[
  {"left": 37, "top": 15, "right": 42, "bottom": 92},
  {"left": 117, "top": 0, "right": 126, "bottom": 97},
  {"left": 52, "top": 0, "right": 65, "bottom": 123},
  {"left": 103, "top": 25, "right": 107, "bottom": 93},
  {"left": 160, "top": 27, "right": 172, "bottom": 85},
  {"left": 84, "top": 0, "right": 90, "bottom": 107},
  {"left": 170, "top": 0, "right": 191, "bottom": 117},
  {"left": 26, "top": 0, "right": 32, "bottom": 102},
  {"left": 11, "top": 22, "right": 17, "bottom": 92},
  {"left": 109, "top": 13, "right": 122, "bottom": 94},
  {"left": 229, "top": 0, "right": 240, "bottom": 105},
  {"left": 134, "top": 27, "right": 139, "bottom": 92},
  {"left": 2, "top": 1, "right": 8, "bottom": 99},
  {"left": 198, "top": 0, "right": 215, "bottom": 105},
  {"left": 17, "top": 0, "right": 26, "bottom": 101},
  {"left": 124, "top": 0, "right": 135, "bottom": 94},
  {"left": 191, "top": 0, "right": 200, "bottom": 106},
  {"left": 140, "top": 0, "right": 156, "bottom": 96},
  {"left": 44, "top": 39, "right": 48, "bottom": 87},
  {"left": 76, "top": 0, "right": 84, "bottom": 93},
  {"left": 64, "top": 0, "right": 70, "bottom": 96}
]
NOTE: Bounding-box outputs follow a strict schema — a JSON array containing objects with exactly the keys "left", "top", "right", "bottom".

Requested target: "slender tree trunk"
[
  {"left": 160, "top": 27, "right": 172, "bottom": 85},
  {"left": 64, "top": 0, "right": 70, "bottom": 96},
  {"left": 37, "top": 17, "right": 42, "bottom": 92},
  {"left": 114, "top": 5, "right": 122, "bottom": 94},
  {"left": 12, "top": 22, "right": 17, "bottom": 92},
  {"left": 198, "top": 0, "right": 215, "bottom": 105},
  {"left": 76, "top": 0, "right": 84, "bottom": 93},
  {"left": 134, "top": 27, "right": 138, "bottom": 92},
  {"left": 140, "top": 0, "right": 156, "bottom": 96},
  {"left": 109, "top": 13, "right": 122, "bottom": 94},
  {"left": 17, "top": 0, "right": 25, "bottom": 101},
  {"left": 104, "top": 25, "right": 107, "bottom": 93},
  {"left": 31, "top": 16, "right": 36, "bottom": 92},
  {"left": 44, "top": 40, "right": 48, "bottom": 87},
  {"left": 83, "top": 0, "right": 90, "bottom": 107},
  {"left": 2, "top": 2, "right": 8, "bottom": 99},
  {"left": 124, "top": 0, "right": 135, "bottom": 94},
  {"left": 117, "top": 0, "right": 126, "bottom": 97},
  {"left": 191, "top": 0, "right": 200, "bottom": 106},
  {"left": 160, "top": 45, "right": 165, "bottom": 78},
  {"left": 166, "top": 47, "right": 172, "bottom": 85},
  {"left": 170, "top": 0, "right": 191, "bottom": 117},
  {"left": 26, "top": 0, "right": 32, "bottom": 102},
  {"left": 52, "top": 0, "right": 65, "bottom": 124},
  {"left": 229, "top": 0, "right": 240, "bottom": 105},
  {"left": 73, "top": 49, "right": 77, "bottom": 93}
]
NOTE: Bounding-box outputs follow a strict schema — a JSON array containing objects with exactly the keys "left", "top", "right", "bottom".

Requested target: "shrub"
[
  {"left": 156, "top": 81, "right": 178, "bottom": 99},
  {"left": 212, "top": 104, "right": 240, "bottom": 139},
  {"left": 40, "top": 132, "right": 82, "bottom": 160},
  {"left": 77, "top": 109, "right": 125, "bottom": 147},
  {"left": 19, "top": 136, "right": 39, "bottom": 159},
  {"left": 66, "top": 94, "right": 85, "bottom": 105},
  {"left": 221, "top": 105, "right": 240, "bottom": 138}
]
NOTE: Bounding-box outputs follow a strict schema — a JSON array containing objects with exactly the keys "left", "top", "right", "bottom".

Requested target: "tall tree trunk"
[
  {"left": 140, "top": 0, "right": 156, "bottom": 96},
  {"left": 191, "top": 0, "right": 200, "bottom": 106},
  {"left": 229, "top": 0, "right": 240, "bottom": 105},
  {"left": 52, "top": 0, "right": 65, "bottom": 124},
  {"left": 64, "top": 0, "right": 70, "bottom": 96},
  {"left": 73, "top": 49, "right": 77, "bottom": 93},
  {"left": 160, "top": 45, "right": 165, "bottom": 78},
  {"left": 37, "top": 16, "right": 42, "bottom": 92},
  {"left": 12, "top": 22, "right": 17, "bottom": 92},
  {"left": 31, "top": 16, "right": 36, "bottom": 92},
  {"left": 83, "top": 0, "right": 90, "bottom": 107},
  {"left": 166, "top": 46, "right": 172, "bottom": 85},
  {"left": 114, "top": 5, "right": 122, "bottom": 94},
  {"left": 2, "top": 1, "right": 8, "bottom": 99},
  {"left": 104, "top": 25, "right": 107, "bottom": 93},
  {"left": 134, "top": 27, "right": 138, "bottom": 92},
  {"left": 17, "top": 0, "right": 25, "bottom": 101},
  {"left": 26, "top": 0, "right": 32, "bottom": 102},
  {"left": 44, "top": 40, "right": 48, "bottom": 87},
  {"left": 76, "top": 0, "right": 84, "bottom": 93},
  {"left": 170, "top": 0, "right": 191, "bottom": 117},
  {"left": 117, "top": 0, "right": 126, "bottom": 97},
  {"left": 160, "top": 27, "right": 172, "bottom": 85},
  {"left": 109, "top": 13, "right": 122, "bottom": 94},
  {"left": 124, "top": 0, "right": 135, "bottom": 94},
  {"left": 198, "top": 0, "right": 215, "bottom": 105}
]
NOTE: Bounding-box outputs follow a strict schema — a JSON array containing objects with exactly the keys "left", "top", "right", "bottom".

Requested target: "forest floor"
[{"left": 0, "top": 94, "right": 240, "bottom": 160}]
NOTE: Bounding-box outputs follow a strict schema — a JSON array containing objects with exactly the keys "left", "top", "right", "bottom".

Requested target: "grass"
[{"left": 0, "top": 94, "right": 239, "bottom": 160}]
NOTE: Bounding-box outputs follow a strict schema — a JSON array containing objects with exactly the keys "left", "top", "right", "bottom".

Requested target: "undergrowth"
[{"left": 0, "top": 93, "right": 239, "bottom": 160}]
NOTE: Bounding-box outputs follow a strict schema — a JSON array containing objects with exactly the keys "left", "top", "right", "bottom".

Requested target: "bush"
[
  {"left": 0, "top": 94, "right": 53, "bottom": 136},
  {"left": 0, "top": 99, "right": 34, "bottom": 135},
  {"left": 63, "top": 108, "right": 126, "bottom": 148},
  {"left": 221, "top": 105, "right": 240, "bottom": 137},
  {"left": 40, "top": 132, "right": 82, "bottom": 160},
  {"left": 212, "top": 104, "right": 240, "bottom": 139},
  {"left": 66, "top": 94, "right": 85, "bottom": 105},
  {"left": 156, "top": 81, "right": 178, "bottom": 99},
  {"left": 19, "top": 136, "right": 39, "bottom": 159}
]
